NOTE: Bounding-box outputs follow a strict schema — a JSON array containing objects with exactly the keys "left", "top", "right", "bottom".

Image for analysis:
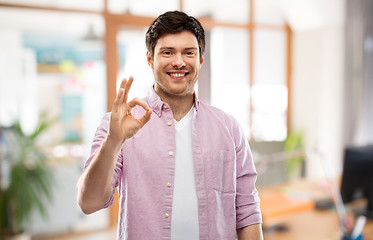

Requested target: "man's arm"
[
  {"left": 237, "top": 224, "right": 263, "bottom": 240},
  {"left": 233, "top": 117, "right": 263, "bottom": 238},
  {"left": 77, "top": 136, "right": 122, "bottom": 214},
  {"left": 77, "top": 77, "right": 152, "bottom": 214}
]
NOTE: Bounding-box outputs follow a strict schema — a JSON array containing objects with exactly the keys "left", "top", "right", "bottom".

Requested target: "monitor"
[{"left": 340, "top": 145, "right": 373, "bottom": 218}]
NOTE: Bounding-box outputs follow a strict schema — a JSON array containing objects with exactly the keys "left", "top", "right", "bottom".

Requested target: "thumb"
[{"left": 138, "top": 109, "right": 152, "bottom": 127}]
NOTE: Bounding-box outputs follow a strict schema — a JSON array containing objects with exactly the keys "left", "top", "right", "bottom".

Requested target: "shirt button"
[
  {"left": 167, "top": 182, "right": 172, "bottom": 187},
  {"left": 169, "top": 151, "right": 174, "bottom": 156},
  {"left": 156, "top": 110, "right": 160, "bottom": 114},
  {"left": 167, "top": 121, "right": 172, "bottom": 126},
  {"left": 163, "top": 105, "right": 168, "bottom": 109},
  {"left": 164, "top": 213, "right": 169, "bottom": 218}
]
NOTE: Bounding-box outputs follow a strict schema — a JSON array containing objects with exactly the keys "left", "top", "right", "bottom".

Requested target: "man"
[{"left": 77, "top": 11, "right": 263, "bottom": 240}]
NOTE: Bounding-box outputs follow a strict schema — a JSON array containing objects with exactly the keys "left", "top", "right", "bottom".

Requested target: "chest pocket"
[{"left": 205, "top": 150, "right": 236, "bottom": 193}]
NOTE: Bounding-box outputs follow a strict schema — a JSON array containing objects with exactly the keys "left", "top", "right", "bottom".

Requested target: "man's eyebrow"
[
  {"left": 159, "top": 47, "right": 174, "bottom": 50},
  {"left": 185, "top": 47, "right": 198, "bottom": 50},
  {"left": 158, "top": 47, "right": 198, "bottom": 51}
]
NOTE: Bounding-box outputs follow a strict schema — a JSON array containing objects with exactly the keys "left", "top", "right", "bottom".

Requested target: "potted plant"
[
  {"left": 284, "top": 130, "right": 305, "bottom": 181},
  {"left": 0, "top": 113, "right": 56, "bottom": 240}
]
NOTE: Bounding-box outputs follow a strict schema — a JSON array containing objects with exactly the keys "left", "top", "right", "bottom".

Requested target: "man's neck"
[
  {"left": 169, "top": 97, "right": 194, "bottom": 121},
  {"left": 155, "top": 89, "right": 194, "bottom": 121}
]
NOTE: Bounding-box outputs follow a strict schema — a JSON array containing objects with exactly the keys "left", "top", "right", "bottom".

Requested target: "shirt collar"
[{"left": 146, "top": 85, "right": 201, "bottom": 118}]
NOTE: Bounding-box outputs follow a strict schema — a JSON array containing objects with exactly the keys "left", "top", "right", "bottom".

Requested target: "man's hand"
[{"left": 109, "top": 76, "right": 152, "bottom": 144}]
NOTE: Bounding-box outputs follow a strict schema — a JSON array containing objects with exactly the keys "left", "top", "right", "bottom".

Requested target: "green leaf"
[
  {"left": 284, "top": 130, "right": 305, "bottom": 179},
  {"left": 0, "top": 112, "right": 57, "bottom": 235}
]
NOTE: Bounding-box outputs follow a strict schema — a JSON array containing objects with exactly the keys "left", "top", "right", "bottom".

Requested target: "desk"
[{"left": 259, "top": 180, "right": 373, "bottom": 240}]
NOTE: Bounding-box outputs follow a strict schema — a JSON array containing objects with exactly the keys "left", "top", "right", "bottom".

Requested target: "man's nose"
[{"left": 171, "top": 54, "right": 186, "bottom": 68}]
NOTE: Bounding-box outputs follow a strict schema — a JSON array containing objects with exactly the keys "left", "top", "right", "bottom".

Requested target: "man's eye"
[
  {"left": 163, "top": 51, "right": 172, "bottom": 55},
  {"left": 186, "top": 51, "right": 197, "bottom": 57}
]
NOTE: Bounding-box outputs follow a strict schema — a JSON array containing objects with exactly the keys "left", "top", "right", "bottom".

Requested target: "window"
[
  {"left": 210, "top": 27, "right": 251, "bottom": 135},
  {"left": 0, "top": 0, "right": 292, "bottom": 231},
  {"left": 252, "top": 29, "right": 288, "bottom": 141}
]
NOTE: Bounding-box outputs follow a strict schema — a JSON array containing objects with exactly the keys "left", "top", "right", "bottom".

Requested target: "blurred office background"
[{"left": 0, "top": 0, "right": 372, "bottom": 239}]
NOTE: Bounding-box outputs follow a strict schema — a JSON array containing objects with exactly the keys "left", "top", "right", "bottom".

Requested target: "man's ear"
[
  {"left": 146, "top": 51, "right": 154, "bottom": 69},
  {"left": 199, "top": 52, "right": 205, "bottom": 68}
]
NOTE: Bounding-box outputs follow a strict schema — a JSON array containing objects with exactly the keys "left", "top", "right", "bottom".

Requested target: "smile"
[{"left": 167, "top": 72, "right": 189, "bottom": 77}]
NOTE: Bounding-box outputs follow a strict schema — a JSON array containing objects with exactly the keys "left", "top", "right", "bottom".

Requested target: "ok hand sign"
[{"left": 108, "top": 76, "right": 152, "bottom": 144}]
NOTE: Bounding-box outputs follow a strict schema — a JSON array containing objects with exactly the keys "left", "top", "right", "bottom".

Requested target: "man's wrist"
[{"left": 104, "top": 135, "right": 125, "bottom": 152}]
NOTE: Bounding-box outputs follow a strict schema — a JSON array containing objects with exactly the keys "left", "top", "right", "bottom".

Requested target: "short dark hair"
[{"left": 145, "top": 11, "right": 205, "bottom": 60}]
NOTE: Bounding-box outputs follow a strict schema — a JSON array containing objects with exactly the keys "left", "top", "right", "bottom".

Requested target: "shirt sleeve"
[
  {"left": 83, "top": 112, "right": 123, "bottom": 209},
  {"left": 234, "top": 120, "right": 262, "bottom": 229}
]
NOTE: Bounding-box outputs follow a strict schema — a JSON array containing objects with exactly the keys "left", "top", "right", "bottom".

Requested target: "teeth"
[{"left": 170, "top": 73, "right": 185, "bottom": 77}]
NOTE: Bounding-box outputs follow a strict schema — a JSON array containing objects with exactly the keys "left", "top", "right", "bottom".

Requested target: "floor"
[{"left": 33, "top": 228, "right": 117, "bottom": 240}]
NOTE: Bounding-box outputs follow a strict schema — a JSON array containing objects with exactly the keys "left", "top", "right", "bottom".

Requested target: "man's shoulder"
[
  {"left": 198, "top": 101, "right": 236, "bottom": 123},
  {"left": 198, "top": 101, "right": 247, "bottom": 142}
]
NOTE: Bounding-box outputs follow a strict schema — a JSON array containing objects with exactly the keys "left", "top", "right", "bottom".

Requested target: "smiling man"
[
  {"left": 147, "top": 30, "right": 201, "bottom": 121},
  {"left": 77, "top": 11, "right": 263, "bottom": 240}
]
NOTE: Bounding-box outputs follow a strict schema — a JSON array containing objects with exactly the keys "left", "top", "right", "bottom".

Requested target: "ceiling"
[{"left": 0, "top": 0, "right": 345, "bottom": 38}]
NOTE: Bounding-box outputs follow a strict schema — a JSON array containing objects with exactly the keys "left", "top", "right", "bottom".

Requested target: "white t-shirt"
[{"left": 170, "top": 107, "right": 199, "bottom": 240}]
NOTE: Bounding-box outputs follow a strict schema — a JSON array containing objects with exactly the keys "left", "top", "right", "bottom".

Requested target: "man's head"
[
  {"left": 145, "top": 11, "right": 205, "bottom": 100},
  {"left": 145, "top": 11, "right": 205, "bottom": 61}
]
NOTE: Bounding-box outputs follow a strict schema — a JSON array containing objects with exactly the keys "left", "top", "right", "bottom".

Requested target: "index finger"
[
  {"left": 127, "top": 97, "right": 150, "bottom": 111},
  {"left": 123, "top": 76, "right": 134, "bottom": 104}
]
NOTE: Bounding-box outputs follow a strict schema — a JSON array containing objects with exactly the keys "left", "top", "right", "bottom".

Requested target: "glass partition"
[
  {"left": 0, "top": 8, "right": 108, "bottom": 235},
  {"left": 252, "top": 28, "right": 287, "bottom": 141},
  {"left": 210, "top": 27, "right": 251, "bottom": 136},
  {"left": 116, "top": 28, "right": 154, "bottom": 99}
]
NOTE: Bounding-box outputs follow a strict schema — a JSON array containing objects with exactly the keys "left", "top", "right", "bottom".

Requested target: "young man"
[{"left": 77, "top": 11, "right": 263, "bottom": 240}]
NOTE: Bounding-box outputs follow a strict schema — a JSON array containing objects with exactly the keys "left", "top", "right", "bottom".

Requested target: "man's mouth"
[{"left": 167, "top": 72, "right": 189, "bottom": 78}]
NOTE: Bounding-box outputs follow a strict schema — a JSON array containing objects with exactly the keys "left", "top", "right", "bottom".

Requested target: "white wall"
[{"left": 288, "top": 0, "right": 346, "bottom": 179}]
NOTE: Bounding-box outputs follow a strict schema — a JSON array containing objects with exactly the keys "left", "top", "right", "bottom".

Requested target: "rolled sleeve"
[{"left": 234, "top": 123, "right": 262, "bottom": 228}]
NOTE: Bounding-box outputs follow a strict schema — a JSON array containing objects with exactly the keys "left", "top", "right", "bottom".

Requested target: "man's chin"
[
  {"left": 155, "top": 81, "right": 195, "bottom": 98},
  {"left": 166, "top": 88, "right": 194, "bottom": 98}
]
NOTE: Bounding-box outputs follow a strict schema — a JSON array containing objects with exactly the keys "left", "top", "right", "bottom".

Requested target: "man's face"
[{"left": 147, "top": 31, "right": 204, "bottom": 99}]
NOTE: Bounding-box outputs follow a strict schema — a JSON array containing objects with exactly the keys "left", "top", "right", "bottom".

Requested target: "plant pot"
[{"left": 4, "top": 232, "right": 31, "bottom": 240}]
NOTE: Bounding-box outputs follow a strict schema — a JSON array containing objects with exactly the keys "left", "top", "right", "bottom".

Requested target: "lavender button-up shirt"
[{"left": 85, "top": 88, "right": 262, "bottom": 240}]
